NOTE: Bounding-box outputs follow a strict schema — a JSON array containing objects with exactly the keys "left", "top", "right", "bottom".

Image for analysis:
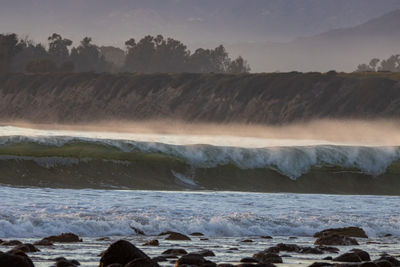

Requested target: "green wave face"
[{"left": 1, "top": 138, "right": 400, "bottom": 195}]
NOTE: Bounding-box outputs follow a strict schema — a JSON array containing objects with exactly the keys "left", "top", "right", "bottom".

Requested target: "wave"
[{"left": 1, "top": 135, "right": 400, "bottom": 194}]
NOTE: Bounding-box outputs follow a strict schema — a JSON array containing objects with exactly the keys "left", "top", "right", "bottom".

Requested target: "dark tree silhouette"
[
  {"left": 70, "top": 37, "right": 110, "bottom": 72},
  {"left": 25, "top": 58, "right": 57, "bottom": 73},
  {"left": 227, "top": 56, "right": 251, "bottom": 73},
  {"left": 48, "top": 33, "right": 72, "bottom": 62},
  {"left": 0, "top": 34, "right": 23, "bottom": 73}
]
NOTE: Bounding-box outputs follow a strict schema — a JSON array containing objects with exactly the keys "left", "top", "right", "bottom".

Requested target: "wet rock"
[
  {"left": 165, "top": 232, "right": 191, "bottom": 241},
  {"left": 314, "top": 227, "right": 368, "bottom": 238},
  {"left": 54, "top": 257, "right": 80, "bottom": 266},
  {"left": 308, "top": 262, "right": 334, "bottom": 267},
  {"left": 152, "top": 256, "right": 171, "bottom": 262},
  {"left": 203, "top": 261, "right": 218, "bottom": 267},
  {"left": 174, "top": 253, "right": 205, "bottom": 266},
  {"left": 130, "top": 226, "right": 145, "bottom": 235},
  {"left": 1, "top": 240, "right": 23, "bottom": 246},
  {"left": 201, "top": 238, "right": 209, "bottom": 241},
  {"left": 190, "top": 232, "right": 204, "bottom": 236},
  {"left": 384, "top": 234, "right": 392, "bottom": 237},
  {"left": 333, "top": 252, "right": 362, "bottom": 262},
  {"left": 9, "top": 243, "right": 40, "bottom": 253},
  {"left": 376, "top": 255, "right": 400, "bottom": 266},
  {"left": 194, "top": 249, "right": 215, "bottom": 257},
  {"left": 358, "top": 263, "right": 379, "bottom": 267},
  {"left": 373, "top": 260, "right": 393, "bottom": 267},
  {"left": 99, "top": 239, "right": 158, "bottom": 267},
  {"left": 253, "top": 252, "right": 283, "bottom": 264},
  {"left": 105, "top": 264, "right": 123, "bottom": 267},
  {"left": 266, "top": 243, "right": 300, "bottom": 253},
  {"left": 237, "top": 264, "right": 277, "bottom": 267},
  {"left": 241, "top": 239, "right": 254, "bottom": 243},
  {"left": 300, "top": 247, "right": 323, "bottom": 254},
  {"left": 217, "top": 264, "right": 235, "bottom": 267},
  {"left": 323, "top": 257, "right": 333, "bottom": 260},
  {"left": 0, "top": 251, "right": 34, "bottom": 267},
  {"left": 289, "top": 237, "right": 298, "bottom": 239},
  {"left": 260, "top": 236, "right": 273, "bottom": 239},
  {"left": 33, "top": 239, "right": 54, "bottom": 246},
  {"left": 350, "top": 249, "right": 370, "bottom": 261},
  {"left": 40, "top": 233, "right": 82, "bottom": 243},
  {"left": 125, "top": 258, "right": 159, "bottom": 267},
  {"left": 315, "top": 234, "right": 359, "bottom": 246},
  {"left": 162, "top": 249, "right": 188, "bottom": 255},
  {"left": 240, "top": 257, "right": 259, "bottom": 263},
  {"left": 142, "top": 239, "right": 159, "bottom": 246}
]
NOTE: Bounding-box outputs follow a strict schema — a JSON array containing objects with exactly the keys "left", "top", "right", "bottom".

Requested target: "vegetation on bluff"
[{"left": 0, "top": 33, "right": 250, "bottom": 74}]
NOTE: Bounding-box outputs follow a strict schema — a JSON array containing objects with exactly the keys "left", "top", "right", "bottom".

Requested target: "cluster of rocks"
[{"left": 0, "top": 228, "right": 399, "bottom": 267}]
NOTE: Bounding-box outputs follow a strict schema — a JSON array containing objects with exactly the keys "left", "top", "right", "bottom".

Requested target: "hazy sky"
[{"left": 1, "top": 0, "right": 400, "bottom": 48}]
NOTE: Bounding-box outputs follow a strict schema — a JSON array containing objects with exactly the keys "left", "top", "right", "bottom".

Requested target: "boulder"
[
  {"left": 125, "top": 258, "right": 159, "bottom": 267},
  {"left": 373, "top": 260, "right": 393, "bottom": 267},
  {"left": 299, "top": 247, "right": 323, "bottom": 254},
  {"left": 0, "top": 251, "right": 34, "bottom": 267},
  {"left": 350, "top": 249, "right": 370, "bottom": 261},
  {"left": 1, "top": 240, "right": 23, "bottom": 246},
  {"left": 193, "top": 249, "right": 215, "bottom": 257},
  {"left": 39, "top": 233, "right": 82, "bottom": 243},
  {"left": 333, "top": 252, "right": 362, "bottom": 262},
  {"left": 315, "top": 234, "right": 359, "bottom": 246},
  {"left": 308, "top": 262, "right": 334, "bottom": 267},
  {"left": 240, "top": 257, "right": 259, "bottom": 263},
  {"left": 99, "top": 239, "right": 159, "bottom": 267},
  {"left": 165, "top": 232, "right": 191, "bottom": 241},
  {"left": 130, "top": 226, "right": 145, "bottom": 235},
  {"left": 376, "top": 255, "right": 400, "bottom": 266},
  {"left": 261, "top": 236, "right": 273, "bottom": 239},
  {"left": 142, "top": 239, "right": 159, "bottom": 246},
  {"left": 9, "top": 243, "right": 40, "bottom": 253},
  {"left": 314, "top": 227, "right": 368, "bottom": 238},
  {"left": 54, "top": 257, "right": 80, "bottom": 267},
  {"left": 162, "top": 249, "right": 188, "bottom": 255},
  {"left": 174, "top": 253, "right": 205, "bottom": 266},
  {"left": 253, "top": 252, "right": 283, "bottom": 264},
  {"left": 190, "top": 232, "right": 204, "bottom": 236},
  {"left": 317, "top": 246, "right": 339, "bottom": 253},
  {"left": 33, "top": 239, "right": 54, "bottom": 246}
]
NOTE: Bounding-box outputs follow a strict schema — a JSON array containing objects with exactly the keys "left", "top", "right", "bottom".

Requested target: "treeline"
[
  {"left": 0, "top": 33, "right": 250, "bottom": 74},
  {"left": 356, "top": 54, "right": 400, "bottom": 72}
]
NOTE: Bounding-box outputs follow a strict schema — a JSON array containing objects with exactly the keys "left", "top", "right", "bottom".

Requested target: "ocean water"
[
  {"left": 0, "top": 187, "right": 399, "bottom": 266},
  {"left": 0, "top": 126, "right": 399, "bottom": 266}
]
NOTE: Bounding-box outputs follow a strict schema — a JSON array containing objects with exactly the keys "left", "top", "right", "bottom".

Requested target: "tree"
[
  {"left": 11, "top": 39, "right": 49, "bottom": 72},
  {"left": 0, "top": 34, "right": 23, "bottom": 73},
  {"left": 378, "top": 55, "right": 400, "bottom": 72},
  {"left": 124, "top": 35, "right": 156, "bottom": 73},
  {"left": 227, "top": 56, "right": 251, "bottom": 73},
  {"left": 48, "top": 33, "right": 72, "bottom": 63},
  {"left": 70, "top": 37, "right": 110, "bottom": 72}
]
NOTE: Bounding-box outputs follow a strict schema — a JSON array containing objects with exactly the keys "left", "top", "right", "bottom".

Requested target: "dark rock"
[
  {"left": 373, "top": 260, "right": 393, "bottom": 267},
  {"left": 241, "top": 239, "right": 254, "bottom": 243},
  {"left": 1, "top": 240, "right": 23, "bottom": 246},
  {"left": 99, "top": 239, "right": 158, "bottom": 267},
  {"left": 142, "top": 239, "right": 159, "bottom": 246},
  {"left": 237, "top": 264, "right": 277, "bottom": 267},
  {"left": 33, "top": 239, "right": 54, "bottom": 246},
  {"left": 152, "top": 256, "right": 170, "bottom": 262},
  {"left": 40, "top": 233, "right": 82, "bottom": 243},
  {"left": 190, "top": 232, "right": 204, "bottom": 236},
  {"left": 253, "top": 252, "right": 283, "bottom": 264},
  {"left": 314, "top": 227, "right": 368, "bottom": 238},
  {"left": 125, "top": 258, "right": 159, "bottom": 267},
  {"left": 376, "top": 256, "right": 400, "bottom": 266},
  {"left": 174, "top": 253, "right": 205, "bottom": 266},
  {"left": 194, "top": 249, "right": 215, "bottom": 257},
  {"left": 289, "top": 237, "right": 298, "bottom": 239},
  {"left": 261, "top": 236, "right": 273, "bottom": 239},
  {"left": 300, "top": 247, "right": 323, "bottom": 254},
  {"left": 308, "top": 262, "right": 334, "bottom": 267},
  {"left": 323, "top": 257, "right": 333, "bottom": 260},
  {"left": 350, "top": 249, "right": 370, "bottom": 261},
  {"left": 358, "top": 263, "right": 379, "bottom": 267},
  {"left": 54, "top": 257, "right": 80, "bottom": 266},
  {"left": 165, "top": 232, "right": 191, "bottom": 241},
  {"left": 217, "top": 264, "right": 235, "bottom": 267},
  {"left": 333, "top": 252, "right": 362, "bottom": 262},
  {"left": 96, "top": 237, "right": 111, "bottom": 241},
  {"left": 384, "top": 234, "right": 392, "bottom": 237},
  {"left": 9, "top": 243, "right": 40, "bottom": 253},
  {"left": 240, "top": 257, "right": 259, "bottom": 263},
  {"left": 105, "top": 264, "right": 123, "bottom": 267},
  {"left": 201, "top": 238, "right": 209, "bottom": 241},
  {"left": 162, "top": 249, "right": 188, "bottom": 255},
  {"left": 203, "top": 261, "right": 217, "bottom": 267},
  {"left": 315, "top": 234, "right": 359, "bottom": 246},
  {"left": 0, "top": 251, "right": 34, "bottom": 267},
  {"left": 276, "top": 243, "right": 301, "bottom": 252},
  {"left": 130, "top": 226, "right": 145, "bottom": 235}
]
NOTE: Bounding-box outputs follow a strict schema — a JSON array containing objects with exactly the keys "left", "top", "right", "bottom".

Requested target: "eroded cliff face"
[{"left": 0, "top": 72, "right": 399, "bottom": 124}]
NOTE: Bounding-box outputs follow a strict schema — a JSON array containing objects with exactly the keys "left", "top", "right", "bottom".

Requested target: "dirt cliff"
[{"left": 0, "top": 72, "right": 399, "bottom": 124}]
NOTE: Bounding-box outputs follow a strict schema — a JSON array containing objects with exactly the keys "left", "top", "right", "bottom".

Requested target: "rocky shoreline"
[{"left": 0, "top": 227, "right": 399, "bottom": 267}]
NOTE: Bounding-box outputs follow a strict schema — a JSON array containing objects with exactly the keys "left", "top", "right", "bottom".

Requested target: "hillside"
[
  {"left": 228, "top": 9, "right": 400, "bottom": 72},
  {"left": 0, "top": 72, "right": 399, "bottom": 124}
]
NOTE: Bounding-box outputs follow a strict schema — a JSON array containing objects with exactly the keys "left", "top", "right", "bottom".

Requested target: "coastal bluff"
[{"left": 0, "top": 72, "right": 399, "bottom": 124}]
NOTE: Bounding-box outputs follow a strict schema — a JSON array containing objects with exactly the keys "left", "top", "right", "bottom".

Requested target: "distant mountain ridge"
[{"left": 228, "top": 9, "right": 400, "bottom": 72}]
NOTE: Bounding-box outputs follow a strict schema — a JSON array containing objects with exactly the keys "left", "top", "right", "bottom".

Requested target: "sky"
[{"left": 1, "top": 0, "right": 400, "bottom": 72}]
